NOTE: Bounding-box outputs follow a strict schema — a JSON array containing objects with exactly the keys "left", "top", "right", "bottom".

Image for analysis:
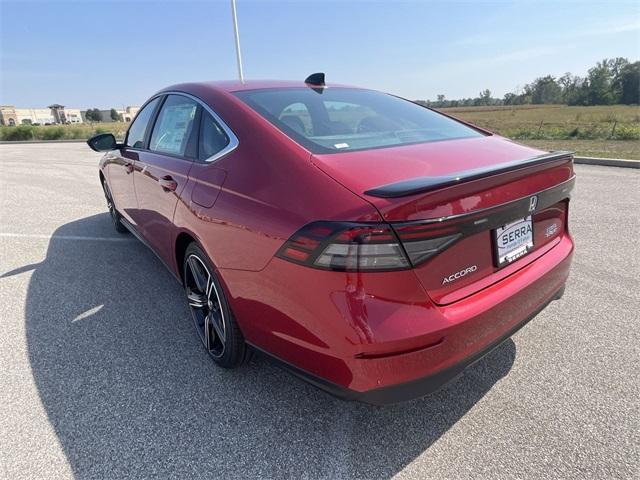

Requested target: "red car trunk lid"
[{"left": 311, "top": 135, "right": 575, "bottom": 304}]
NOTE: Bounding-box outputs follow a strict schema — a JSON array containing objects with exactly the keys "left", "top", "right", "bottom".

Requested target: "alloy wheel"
[{"left": 184, "top": 254, "right": 226, "bottom": 358}]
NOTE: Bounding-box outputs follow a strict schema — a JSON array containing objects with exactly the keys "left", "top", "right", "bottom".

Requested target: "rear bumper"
[
  {"left": 261, "top": 285, "right": 565, "bottom": 406},
  {"left": 223, "top": 232, "right": 574, "bottom": 405}
]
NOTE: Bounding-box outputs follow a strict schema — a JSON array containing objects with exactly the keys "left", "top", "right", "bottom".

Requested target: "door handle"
[{"left": 159, "top": 176, "right": 178, "bottom": 192}]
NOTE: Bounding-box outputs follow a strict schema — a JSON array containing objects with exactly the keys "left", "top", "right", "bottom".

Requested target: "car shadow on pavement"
[{"left": 25, "top": 213, "right": 516, "bottom": 479}]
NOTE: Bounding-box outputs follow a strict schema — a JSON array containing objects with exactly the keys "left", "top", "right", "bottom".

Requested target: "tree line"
[{"left": 416, "top": 57, "right": 639, "bottom": 108}]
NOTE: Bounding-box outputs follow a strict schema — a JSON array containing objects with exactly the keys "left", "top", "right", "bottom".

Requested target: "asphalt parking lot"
[{"left": 1, "top": 143, "right": 638, "bottom": 479}]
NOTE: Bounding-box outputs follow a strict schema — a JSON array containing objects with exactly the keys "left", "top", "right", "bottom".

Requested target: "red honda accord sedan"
[{"left": 88, "top": 74, "right": 574, "bottom": 405}]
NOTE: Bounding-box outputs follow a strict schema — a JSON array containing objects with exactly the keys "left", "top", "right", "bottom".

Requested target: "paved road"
[{"left": 1, "top": 143, "right": 638, "bottom": 479}]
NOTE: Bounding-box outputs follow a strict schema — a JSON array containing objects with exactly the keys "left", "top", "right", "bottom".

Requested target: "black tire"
[
  {"left": 183, "top": 243, "right": 250, "bottom": 368},
  {"left": 101, "top": 180, "right": 128, "bottom": 234}
]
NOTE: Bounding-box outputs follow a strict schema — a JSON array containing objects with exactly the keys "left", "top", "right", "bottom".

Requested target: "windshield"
[{"left": 235, "top": 88, "right": 485, "bottom": 153}]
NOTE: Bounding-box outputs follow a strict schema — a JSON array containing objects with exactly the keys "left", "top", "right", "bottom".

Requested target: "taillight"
[
  {"left": 393, "top": 223, "right": 461, "bottom": 266},
  {"left": 276, "top": 221, "right": 460, "bottom": 272}
]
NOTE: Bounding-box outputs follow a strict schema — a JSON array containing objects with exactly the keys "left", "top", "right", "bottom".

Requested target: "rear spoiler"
[{"left": 364, "top": 151, "right": 574, "bottom": 199}]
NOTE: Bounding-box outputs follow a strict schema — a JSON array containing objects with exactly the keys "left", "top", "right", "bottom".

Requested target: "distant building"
[
  {"left": 0, "top": 106, "right": 18, "bottom": 126},
  {"left": 1, "top": 104, "right": 81, "bottom": 125},
  {"left": 120, "top": 106, "right": 140, "bottom": 122},
  {"left": 1, "top": 104, "right": 139, "bottom": 125},
  {"left": 65, "top": 108, "right": 83, "bottom": 123},
  {"left": 47, "top": 104, "right": 67, "bottom": 124},
  {"left": 15, "top": 108, "right": 56, "bottom": 125}
]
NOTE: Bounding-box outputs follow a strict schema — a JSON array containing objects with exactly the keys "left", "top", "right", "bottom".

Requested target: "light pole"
[{"left": 230, "top": 0, "right": 244, "bottom": 83}]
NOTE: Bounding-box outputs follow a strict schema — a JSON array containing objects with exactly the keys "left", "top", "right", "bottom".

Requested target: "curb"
[{"left": 574, "top": 156, "right": 639, "bottom": 169}]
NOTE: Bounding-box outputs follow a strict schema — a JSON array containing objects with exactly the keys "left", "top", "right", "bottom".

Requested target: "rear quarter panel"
[{"left": 171, "top": 87, "right": 380, "bottom": 273}]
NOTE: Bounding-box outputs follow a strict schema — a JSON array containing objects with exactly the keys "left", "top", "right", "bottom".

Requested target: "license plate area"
[{"left": 493, "top": 216, "right": 534, "bottom": 267}]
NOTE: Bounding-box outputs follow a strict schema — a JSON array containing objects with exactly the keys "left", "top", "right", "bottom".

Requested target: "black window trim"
[
  {"left": 125, "top": 91, "right": 239, "bottom": 164},
  {"left": 144, "top": 94, "right": 167, "bottom": 151}
]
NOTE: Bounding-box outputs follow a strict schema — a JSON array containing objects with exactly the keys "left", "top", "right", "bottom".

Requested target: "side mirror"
[{"left": 87, "top": 133, "right": 119, "bottom": 152}]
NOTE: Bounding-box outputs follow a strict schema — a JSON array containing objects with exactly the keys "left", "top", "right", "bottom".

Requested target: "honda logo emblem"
[{"left": 529, "top": 196, "right": 538, "bottom": 212}]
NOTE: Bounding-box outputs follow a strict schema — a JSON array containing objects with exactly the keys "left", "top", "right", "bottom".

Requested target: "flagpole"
[{"left": 230, "top": 0, "right": 245, "bottom": 83}]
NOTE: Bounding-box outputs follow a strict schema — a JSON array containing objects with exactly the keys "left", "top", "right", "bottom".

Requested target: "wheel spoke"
[
  {"left": 210, "top": 309, "right": 226, "bottom": 343},
  {"left": 205, "top": 276, "right": 214, "bottom": 298},
  {"left": 204, "top": 313, "right": 214, "bottom": 350},
  {"left": 187, "top": 256, "right": 207, "bottom": 292}
]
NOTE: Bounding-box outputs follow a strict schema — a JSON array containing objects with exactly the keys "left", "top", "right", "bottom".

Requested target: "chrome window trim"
[{"left": 146, "top": 90, "right": 239, "bottom": 164}]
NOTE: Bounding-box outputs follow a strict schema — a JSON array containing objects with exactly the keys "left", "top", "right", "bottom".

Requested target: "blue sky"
[{"left": 1, "top": 0, "right": 638, "bottom": 108}]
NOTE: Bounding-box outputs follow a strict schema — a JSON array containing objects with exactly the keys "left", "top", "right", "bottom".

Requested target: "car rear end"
[
  {"left": 233, "top": 85, "right": 575, "bottom": 404},
  {"left": 276, "top": 148, "right": 574, "bottom": 404}
]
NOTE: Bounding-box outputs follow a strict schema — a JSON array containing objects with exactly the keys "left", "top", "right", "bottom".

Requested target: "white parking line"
[{"left": 0, "top": 232, "right": 135, "bottom": 242}]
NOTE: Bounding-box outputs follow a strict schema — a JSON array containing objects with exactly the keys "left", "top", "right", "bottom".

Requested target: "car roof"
[{"left": 159, "top": 79, "right": 361, "bottom": 95}]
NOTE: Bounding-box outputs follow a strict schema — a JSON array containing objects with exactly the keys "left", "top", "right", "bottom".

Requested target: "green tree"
[
  {"left": 586, "top": 60, "right": 616, "bottom": 105},
  {"left": 109, "top": 108, "right": 121, "bottom": 122},
  {"left": 503, "top": 92, "right": 517, "bottom": 105},
  {"left": 85, "top": 109, "right": 102, "bottom": 122},
  {"left": 414, "top": 57, "right": 635, "bottom": 107},
  {"left": 476, "top": 89, "right": 492, "bottom": 106},
  {"left": 530, "top": 75, "right": 562, "bottom": 104},
  {"left": 609, "top": 57, "right": 630, "bottom": 81},
  {"left": 613, "top": 61, "right": 639, "bottom": 104}
]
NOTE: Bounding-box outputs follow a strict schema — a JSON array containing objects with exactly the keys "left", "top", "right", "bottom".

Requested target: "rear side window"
[
  {"left": 149, "top": 95, "right": 199, "bottom": 157},
  {"left": 126, "top": 97, "right": 161, "bottom": 149},
  {"left": 199, "top": 111, "right": 229, "bottom": 160}
]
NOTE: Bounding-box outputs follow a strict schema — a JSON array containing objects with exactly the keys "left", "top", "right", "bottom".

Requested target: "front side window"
[
  {"left": 126, "top": 97, "right": 161, "bottom": 149},
  {"left": 235, "top": 88, "right": 485, "bottom": 154},
  {"left": 199, "top": 111, "right": 229, "bottom": 160},
  {"left": 149, "top": 95, "right": 199, "bottom": 157}
]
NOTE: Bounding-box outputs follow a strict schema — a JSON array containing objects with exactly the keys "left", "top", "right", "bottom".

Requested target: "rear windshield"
[{"left": 234, "top": 88, "right": 485, "bottom": 153}]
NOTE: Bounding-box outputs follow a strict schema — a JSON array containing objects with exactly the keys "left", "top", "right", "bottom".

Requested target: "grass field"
[
  {"left": 516, "top": 139, "right": 639, "bottom": 160},
  {"left": 439, "top": 104, "right": 640, "bottom": 159},
  {"left": 1, "top": 104, "right": 638, "bottom": 159},
  {"left": 0, "top": 122, "right": 129, "bottom": 142}
]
